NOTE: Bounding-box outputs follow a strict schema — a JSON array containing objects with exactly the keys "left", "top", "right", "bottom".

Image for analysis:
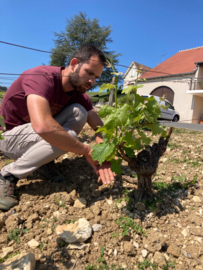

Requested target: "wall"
[
  {"left": 136, "top": 74, "right": 195, "bottom": 123},
  {"left": 192, "top": 95, "right": 203, "bottom": 124},
  {"left": 123, "top": 63, "right": 138, "bottom": 88}
]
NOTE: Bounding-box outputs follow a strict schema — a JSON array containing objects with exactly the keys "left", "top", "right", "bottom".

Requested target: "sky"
[{"left": 1, "top": 0, "right": 203, "bottom": 89}]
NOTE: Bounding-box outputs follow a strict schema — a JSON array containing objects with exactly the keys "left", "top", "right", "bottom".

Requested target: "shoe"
[
  {"left": 37, "top": 161, "right": 66, "bottom": 183},
  {"left": 0, "top": 174, "right": 18, "bottom": 211}
]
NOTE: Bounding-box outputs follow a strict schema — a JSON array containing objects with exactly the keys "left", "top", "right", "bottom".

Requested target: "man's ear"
[{"left": 70, "top": 58, "right": 79, "bottom": 71}]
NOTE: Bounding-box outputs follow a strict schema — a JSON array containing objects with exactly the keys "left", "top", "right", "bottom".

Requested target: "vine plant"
[{"left": 92, "top": 60, "right": 173, "bottom": 201}]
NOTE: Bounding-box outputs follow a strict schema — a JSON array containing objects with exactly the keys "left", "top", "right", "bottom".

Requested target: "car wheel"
[{"left": 172, "top": 115, "right": 179, "bottom": 122}]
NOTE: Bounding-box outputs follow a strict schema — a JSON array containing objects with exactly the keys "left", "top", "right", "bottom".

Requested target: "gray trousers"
[{"left": 0, "top": 103, "right": 87, "bottom": 179}]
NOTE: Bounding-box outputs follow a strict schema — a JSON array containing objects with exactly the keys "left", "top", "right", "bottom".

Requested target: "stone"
[
  {"left": 0, "top": 247, "right": 14, "bottom": 259},
  {"left": 27, "top": 239, "right": 40, "bottom": 249},
  {"left": 143, "top": 231, "right": 165, "bottom": 253},
  {"left": 0, "top": 213, "right": 7, "bottom": 229},
  {"left": 91, "top": 206, "right": 101, "bottom": 216},
  {"left": 0, "top": 252, "right": 35, "bottom": 270},
  {"left": 141, "top": 249, "right": 148, "bottom": 258},
  {"left": 26, "top": 213, "right": 39, "bottom": 224},
  {"left": 73, "top": 198, "right": 87, "bottom": 209},
  {"left": 123, "top": 242, "right": 135, "bottom": 254},
  {"left": 55, "top": 218, "right": 92, "bottom": 243},
  {"left": 167, "top": 243, "right": 181, "bottom": 257},
  {"left": 92, "top": 190, "right": 101, "bottom": 198},
  {"left": 113, "top": 249, "right": 117, "bottom": 256},
  {"left": 133, "top": 242, "right": 139, "bottom": 249},
  {"left": 53, "top": 211, "right": 61, "bottom": 219},
  {"left": 5, "top": 214, "right": 22, "bottom": 232},
  {"left": 192, "top": 196, "right": 201, "bottom": 202},
  {"left": 47, "top": 228, "right": 52, "bottom": 236},
  {"left": 67, "top": 243, "right": 90, "bottom": 250},
  {"left": 181, "top": 228, "right": 189, "bottom": 237},
  {"left": 153, "top": 251, "right": 166, "bottom": 266},
  {"left": 134, "top": 202, "right": 145, "bottom": 211},
  {"left": 106, "top": 199, "right": 113, "bottom": 205},
  {"left": 92, "top": 224, "right": 102, "bottom": 232}
]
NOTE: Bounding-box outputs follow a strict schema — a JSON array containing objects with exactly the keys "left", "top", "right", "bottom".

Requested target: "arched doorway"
[{"left": 150, "top": 86, "right": 174, "bottom": 104}]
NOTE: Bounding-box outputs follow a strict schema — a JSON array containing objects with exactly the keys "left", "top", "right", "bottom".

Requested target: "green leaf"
[
  {"left": 121, "top": 85, "right": 137, "bottom": 95},
  {"left": 98, "top": 105, "right": 116, "bottom": 118},
  {"left": 91, "top": 141, "right": 116, "bottom": 165},
  {"left": 138, "top": 131, "right": 151, "bottom": 145},
  {"left": 111, "top": 158, "right": 122, "bottom": 175},
  {"left": 123, "top": 147, "right": 134, "bottom": 158},
  {"left": 0, "top": 116, "right": 6, "bottom": 131},
  {"left": 99, "top": 83, "right": 114, "bottom": 93},
  {"left": 104, "top": 104, "right": 130, "bottom": 129}
]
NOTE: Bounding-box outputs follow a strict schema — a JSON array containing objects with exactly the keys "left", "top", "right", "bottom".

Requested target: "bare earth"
[{"left": 0, "top": 125, "right": 203, "bottom": 270}]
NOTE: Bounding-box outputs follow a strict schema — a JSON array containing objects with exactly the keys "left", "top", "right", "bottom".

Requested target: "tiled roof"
[{"left": 140, "top": 46, "right": 203, "bottom": 79}]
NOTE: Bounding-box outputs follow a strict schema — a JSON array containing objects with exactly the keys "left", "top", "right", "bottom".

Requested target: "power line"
[{"left": 0, "top": 40, "right": 193, "bottom": 78}]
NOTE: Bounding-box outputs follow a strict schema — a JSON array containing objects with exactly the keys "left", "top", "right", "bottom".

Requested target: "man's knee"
[{"left": 72, "top": 104, "right": 88, "bottom": 132}]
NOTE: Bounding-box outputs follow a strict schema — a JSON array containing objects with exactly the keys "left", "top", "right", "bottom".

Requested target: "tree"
[{"left": 50, "top": 12, "right": 121, "bottom": 89}]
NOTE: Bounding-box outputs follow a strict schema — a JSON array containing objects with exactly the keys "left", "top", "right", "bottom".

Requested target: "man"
[{"left": 0, "top": 44, "right": 115, "bottom": 211}]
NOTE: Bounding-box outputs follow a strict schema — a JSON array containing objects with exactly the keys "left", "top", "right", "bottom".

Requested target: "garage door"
[{"left": 150, "top": 86, "right": 174, "bottom": 104}]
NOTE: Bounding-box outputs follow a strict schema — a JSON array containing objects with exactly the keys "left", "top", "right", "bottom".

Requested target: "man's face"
[{"left": 69, "top": 55, "right": 104, "bottom": 94}]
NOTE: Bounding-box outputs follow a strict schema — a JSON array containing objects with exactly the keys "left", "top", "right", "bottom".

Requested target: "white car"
[{"left": 141, "top": 95, "right": 180, "bottom": 122}]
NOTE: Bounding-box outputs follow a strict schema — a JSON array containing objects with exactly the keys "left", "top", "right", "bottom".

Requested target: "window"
[{"left": 131, "top": 67, "right": 135, "bottom": 77}]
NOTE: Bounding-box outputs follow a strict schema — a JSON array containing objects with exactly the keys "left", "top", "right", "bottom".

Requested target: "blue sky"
[{"left": 1, "top": 0, "right": 203, "bottom": 89}]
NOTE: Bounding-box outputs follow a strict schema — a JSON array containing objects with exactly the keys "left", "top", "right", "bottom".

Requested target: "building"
[
  {"left": 135, "top": 46, "right": 203, "bottom": 124},
  {"left": 123, "top": 61, "right": 151, "bottom": 89}
]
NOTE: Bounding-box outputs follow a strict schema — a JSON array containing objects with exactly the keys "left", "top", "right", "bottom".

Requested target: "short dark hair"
[{"left": 68, "top": 44, "right": 106, "bottom": 66}]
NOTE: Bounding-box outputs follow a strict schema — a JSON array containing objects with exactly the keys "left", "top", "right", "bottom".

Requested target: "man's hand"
[{"left": 97, "top": 161, "right": 116, "bottom": 185}]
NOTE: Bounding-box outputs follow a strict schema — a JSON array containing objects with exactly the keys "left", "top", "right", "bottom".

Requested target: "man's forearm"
[{"left": 37, "top": 119, "right": 90, "bottom": 156}]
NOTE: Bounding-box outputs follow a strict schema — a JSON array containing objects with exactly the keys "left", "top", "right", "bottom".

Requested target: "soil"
[{"left": 1, "top": 125, "right": 203, "bottom": 270}]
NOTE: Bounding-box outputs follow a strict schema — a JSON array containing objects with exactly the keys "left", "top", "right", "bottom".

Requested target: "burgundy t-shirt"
[{"left": 0, "top": 66, "right": 93, "bottom": 131}]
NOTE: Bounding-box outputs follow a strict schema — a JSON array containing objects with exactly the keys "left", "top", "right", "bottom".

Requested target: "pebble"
[
  {"left": 113, "top": 249, "right": 117, "bottom": 256},
  {"left": 28, "top": 239, "right": 40, "bottom": 249},
  {"left": 73, "top": 198, "right": 87, "bottom": 209},
  {"left": 92, "top": 224, "right": 102, "bottom": 232},
  {"left": 141, "top": 249, "right": 148, "bottom": 258}
]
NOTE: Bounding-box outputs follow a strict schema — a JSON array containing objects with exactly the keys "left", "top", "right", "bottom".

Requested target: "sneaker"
[
  {"left": 37, "top": 161, "right": 66, "bottom": 183},
  {"left": 0, "top": 174, "right": 18, "bottom": 211}
]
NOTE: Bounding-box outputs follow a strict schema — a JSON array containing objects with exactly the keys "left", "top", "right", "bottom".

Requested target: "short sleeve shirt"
[{"left": 0, "top": 66, "right": 93, "bottom": 131}]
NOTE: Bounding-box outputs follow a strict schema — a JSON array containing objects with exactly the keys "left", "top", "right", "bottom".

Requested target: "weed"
[
  {"left": 37, "top": 241, "right": 45, "bottom": 251},
  {"left": 123, "top": 187, "right": 130, "bottom": 196},
  {"left": 172, "top": 174, "right": 186, "bottom": 183},
  {"left": 112, "top": 231, "right": 119, "bottom": 238},
  {"left": 65, "top": 219, "right": 77, "bottom": 225},
  {"left": 59, "top": 240, "right": 68, "bottom": 247},
  {"left": 0, "top": 252, "right": 19, "bottom": 263},
  {"left": 115, "top": 216, "right": 147, "bottom": 237},
  {"left": 162, "top": 259, "right": 176, "bottom": 269},
  {"left": 7, "top": 228, "right": 29, "bottom": 244},
  {"left": 85, "top": 246, "right": 128, "bottom": 270},
  {"left": 171, "top": 158, "right": 181, "bottom": 164},
  {"left": 167, "top": 142, "right": 181, "bottom": 149},
  {"left": 182, "top": 173, "right": 198, "bottom": 189},
  {"left": 5, "top": 160, "right": 12, "bottom": 165},
  {"left": 137, "top": 258, "right": 158, "bottom": 269}
]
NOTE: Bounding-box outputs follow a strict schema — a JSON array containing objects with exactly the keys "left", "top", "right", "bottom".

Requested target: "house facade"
[
  {"left": 133, "top": 46, "right": 203, "bottom": 124},
  {"left": 123, "top": 61, "right": 151, "bottom": 88}
]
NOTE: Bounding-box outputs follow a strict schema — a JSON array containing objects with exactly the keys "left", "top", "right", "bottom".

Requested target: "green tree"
[{"left": 50, "top": 12, "right": 121, "bottom": 89}]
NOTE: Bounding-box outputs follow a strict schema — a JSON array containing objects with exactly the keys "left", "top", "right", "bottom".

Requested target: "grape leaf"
[
  {"left": 111, "top": 158, "right": 122, "bottom": 175},
  {"left": 91, "top": 141, "right": 116, "bottom": 165},
  {"left": 104, "top": 104, "right": 130, "bottom": 129},
  {"left": 122, "top": 85, "right": 137, "bottom": 95},
  {"left": 99, "top": 83, "right": 114, "bottom": 93},
  {"left": 98, "top": 105, "right": 116, "bottom": 118},
  {"left": 123, "top": 147, "right": 134, "bottom": 158}
]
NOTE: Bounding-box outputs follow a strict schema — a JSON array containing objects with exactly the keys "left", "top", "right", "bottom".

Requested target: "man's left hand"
[{"left": 97, "top": 161, "right": 116, "bottom": 184}]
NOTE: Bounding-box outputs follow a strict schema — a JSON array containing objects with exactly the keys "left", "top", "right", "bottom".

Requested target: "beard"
[{"left": 69, "top": 66, "right": 91, "bottom": 94}]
